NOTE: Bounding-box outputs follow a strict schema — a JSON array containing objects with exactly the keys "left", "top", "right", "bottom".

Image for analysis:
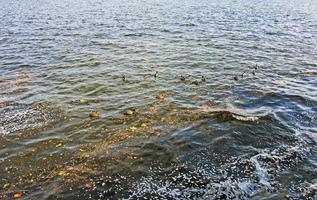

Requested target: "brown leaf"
[
  {"left": 85, "top": 181, "right": 94, "bottom": 190},
  {"left": 89, "top": 111, "right": 100, "bottom": 118}
]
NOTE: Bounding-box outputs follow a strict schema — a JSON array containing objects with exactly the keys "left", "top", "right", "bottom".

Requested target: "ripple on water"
[{"left": 0, "top": 0, "right": 317, "bottom": 199}]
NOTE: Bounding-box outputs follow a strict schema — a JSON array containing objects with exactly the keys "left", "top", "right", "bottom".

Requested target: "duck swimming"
[
  {"left": 201, "top": 75, "right": 206, "bottom": 82},
  {"left": 191, "top": 80, "right": 200, "bottom": 85},
  {"left": 143, "top": 74, "right": 150, "bottom": 80}
]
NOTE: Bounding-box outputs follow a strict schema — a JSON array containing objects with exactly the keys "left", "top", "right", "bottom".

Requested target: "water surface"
[{"left": 0, "top": 0, "right": 317, "bottom": 199}]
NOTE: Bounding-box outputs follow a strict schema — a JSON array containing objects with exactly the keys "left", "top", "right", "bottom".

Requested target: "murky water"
[{"left": 1, "top": 0, "right": 317, "bottom": 199}]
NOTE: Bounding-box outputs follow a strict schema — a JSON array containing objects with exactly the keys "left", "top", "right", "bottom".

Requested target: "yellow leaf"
[
  {"left": 3, "top": 183, "right": 10, "bottom": 189},
  {"left": 85, "top": 181, "right": 94, "bottom": 189},
  {"left": 79, "top": 99, "right": 88, "bottom": 104},
  {"left": 58, "top": 171, "right": 66, "bottom": 176},
  {"left": 130, "top": 126, "right": 137, "bottom": 132},
  {"left": 55, "top": 143, "right": 62, "bottom": 148}
]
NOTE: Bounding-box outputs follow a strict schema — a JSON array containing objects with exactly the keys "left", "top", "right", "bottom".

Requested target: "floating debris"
[
  {"left": 58, "top": 171, "right": 67, "bottom": 177},
  {"left": 154, "top": 71, "right": 158, "bottom": 78},
  {"left": 89, "top": 111, "right": 100, "bottom": 118},
  {"left": 150, "top": 106, "right": 157, "bottom": 113},
  {"left": 300, "top": 71, "right": 317, "bottom": 76},
  {"left": 234, "top": 75, "right": 239, "bottom": 81},
  {"left": 124, "top": 108, "right": 137, "bottom": 115},
  {"left": 180, "top": 75, "right": 186, "bottom": 81},
  {"left": 156, "top": 94, "right": 165, "bottom": 100},
  {"left": 122, "top": 75, "right": 126, "bottom": 82},
  {"left": 201, "top": 75, "right": 206, "bottom": 82},
  {"left": 130, "top": 126, "right": 138, "bottom": 132},
  {"left": 14, "top": 191, "right": 24, "bottom": 198},
  {"left": 3, "top": 183, "right": 10, "bottom": 189},
  {"left": 55, "top": 143, "right": 62, "bottom": 148},
  {"left": 85, "top": 181, "right": 94, "bottom": 190},
  {"left": 79, "top": 99, "right": 88, "bottom": 104},
  {"left": 125, "top": 110, "right": 134, "bottom": 115}
]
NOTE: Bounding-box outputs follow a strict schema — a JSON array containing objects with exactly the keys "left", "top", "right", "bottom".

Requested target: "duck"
[
  {"left": 122, "top": 75, "right": 126, "bottom": 82},
  {"left": 143, "top": 74, "right": 150, "bottom": 80},
  {"left": 201, "top": 75, "right": 206, "bottom": 82},
  {"left": 154, "top": 71, "right": 158, "bottom": 78},
  {"left": 254, "top": 64, "right": 259, "bottom": 70},
  {"left": 234, "top": 75, "right": 239, "bottom": 81},
  {"left": 180, "top": 75, "right": 186, "bottom": 81},
  {"left": 191, "top": 80, "right": 200, "bottom": 85}
]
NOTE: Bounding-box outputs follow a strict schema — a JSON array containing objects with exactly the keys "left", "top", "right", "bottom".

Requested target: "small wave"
[
  {"left": 180, "top": 23, "right": 197, "bottom": 27},
  {"left": 198, "top": 107, "right": 268, "bottom": 122},
  {"left": 123, "top": 33, "right": 154, "bottom": 37},
  {"left": 160, "top": 29, "right": 171, "bottom": 33}
]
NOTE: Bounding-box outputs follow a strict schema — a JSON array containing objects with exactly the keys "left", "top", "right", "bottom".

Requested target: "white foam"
[
  {"left": 0, "top": 126, "right": 7, "bottom": 135},
  {"left": 250, "top": 153, "right": 271, "bottom": 188},
  {"left": 232, "top": 114, "right": 260, "bottom": 122}
]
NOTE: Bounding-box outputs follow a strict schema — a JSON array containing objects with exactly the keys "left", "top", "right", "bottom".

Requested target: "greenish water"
[{"left": 0, "top": 0, "right": 317, "bottom": 199}]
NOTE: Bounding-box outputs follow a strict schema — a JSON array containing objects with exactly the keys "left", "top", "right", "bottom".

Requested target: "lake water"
[{"left": 0, "top": 0, "right": 317, "bottom": 199}]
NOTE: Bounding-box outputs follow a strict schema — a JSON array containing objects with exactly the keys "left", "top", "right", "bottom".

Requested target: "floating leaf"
[
  {"left": 3, "top": 183, "right": 10, "bottom": 189},
  {"left": 79, "top": 99, "right": 88, "bottom": 104},
  {"left": 85, "top": 181, "right": 94, "bottom": 190},
  {"left": 150, "top": 106, "right": 157, "bottom": 113},
  {"left": 125, "top": 110, "right": 134, "bottom": 115},
  {"left": 14, "top": 191, "right": 24, "bottom": 198},
  {"left": 55, "top": 143, "right": 62, "bottom": 148},
  {"left": 130, "top": 126, "right": 137, "bottom": 132},
  {"left": 58, "top": 171, "right": 66, "bottom": 177},
  {"left": 155, "top": 94, "right": 165, "bottom": 100},
  {"left": 89, "top": 111, "right": 100, "bottom": 118}
]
